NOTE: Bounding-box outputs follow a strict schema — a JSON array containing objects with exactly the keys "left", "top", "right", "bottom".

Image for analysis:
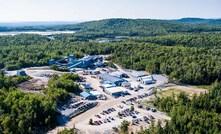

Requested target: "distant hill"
[
  {"left": 173, "top": 18, "right": 221, "bottom": 25},
  {"left": 1, "top": 19, "right": 221, "bottom": 37},
  {"left": 60, "top": 18, "right": 221, "bottom": 36}
]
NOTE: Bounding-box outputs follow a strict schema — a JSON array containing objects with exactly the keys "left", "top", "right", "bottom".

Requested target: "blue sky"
[{"left": 0, "top": 0, "right": 220, "bottom": 22}]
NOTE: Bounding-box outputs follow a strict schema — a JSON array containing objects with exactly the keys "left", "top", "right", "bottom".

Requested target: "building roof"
[
  {"left": 102, "top": 83, "right": 116, "bottom": 88},
  {"left": 80, "top": 91, "right": 93, "bottom": 98},
  {"left": 110, "top": 71, "right": 125, "bottom": 78},
  {"left": 105, "top": 87, "right": 127, "bottom": 94},
  {"left": 90, "top": 91, "right": 102, "bottom": 96},
  {"left": 121, "top": 82, "right": 131, "bottom": 87},
  {"left": 141, "top": 75, "right": 153, "bottom": 80},
  {"left": 131, "top": 71, "right": 145, "bottom": 77},
  {"left": 142, "top": 78, "right": 153, "bottom": 82},
  {"left": 80, "top": 55, "right": 95, "bottom": 62},
  {"left": 98, "top": 73, "right": 125, "bottom": 84},
  {"left": 80, "top": 83, "right": 92, "bottom": 89}
]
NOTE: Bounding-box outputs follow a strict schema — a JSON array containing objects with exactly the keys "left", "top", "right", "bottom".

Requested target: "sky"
[{"left": 0, "top": 0, "right": 220, "bottom": 22}]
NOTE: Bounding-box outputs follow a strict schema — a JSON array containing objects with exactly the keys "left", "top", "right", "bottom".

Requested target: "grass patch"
[
  {"left": 195, "top": 85, "right": 211, "bottom": 90},
  {"left": 157, "top": 88, "right": 186, "bottom": 98}
]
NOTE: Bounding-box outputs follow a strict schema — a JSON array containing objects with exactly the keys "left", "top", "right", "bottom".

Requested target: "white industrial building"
[
  {"left": 131, "top": 71, "right": 145, "bottom": 78},
  {"left": 104, "top": 87, "right": 127, "bottom": 96},
  {"left": 138, "top": 75, "right": 154, "bottom": 85},
  {"left": 90, "top": 91, "right": 102, "bottom": 97}
]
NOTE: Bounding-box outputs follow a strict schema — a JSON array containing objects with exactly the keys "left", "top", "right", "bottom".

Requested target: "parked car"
[
  {"left": 146, "top": 106, "right": 151, "bottom": 110},
  {"left": 151, "top": 108, "right": 157, "bottom": 112},
  {"left": 138, "top": 105, "right": 143, "bottom": 108}
]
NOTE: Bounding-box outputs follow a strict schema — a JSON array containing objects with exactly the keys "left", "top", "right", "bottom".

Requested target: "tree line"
[
  {"left": 0, "top": 73, "right": 81, "bottom": 133},
  {"left": 135, "top": 81, "right": 221, "bottom": 134}
]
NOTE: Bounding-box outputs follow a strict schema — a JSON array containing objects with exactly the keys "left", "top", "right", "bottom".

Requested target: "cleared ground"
[{"left": 158, "top": 86, "right": 208, "bottom": 98}]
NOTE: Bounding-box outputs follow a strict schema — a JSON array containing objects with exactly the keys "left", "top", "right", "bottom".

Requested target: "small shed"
[{"left": 17, "top": 70, "right": 27, "bottom": 76}]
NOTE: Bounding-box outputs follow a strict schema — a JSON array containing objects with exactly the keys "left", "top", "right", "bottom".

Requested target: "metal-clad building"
[
  {"left": 139, "top": 75, "right": 154, "bottom": 85},
  {"left": 98, "top": 73, "right": 126, "bottom": 86},
  {"left": 80, "top": 91, "right": 96, "bottom": 100},
  {"left": 17, "top": 70, "right": 27, "bottom": 76},
  {"left": 131, "top": 71, "right": 145, "bottom": 78}
]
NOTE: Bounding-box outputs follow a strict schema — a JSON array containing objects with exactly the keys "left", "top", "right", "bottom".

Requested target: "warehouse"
[
  {"left": 131, "top": 71, "right": 145, "bottom": 78},
  {"left": 104, "top": 87, "right": 127, "bottom": 97},
  {"left": 101, "top": 83, "right": 116, "bottom": 89},
  {"left": 97, "top": 73, "right": 126, "bottom": 86},
  {"left": 110, "top": 71, "right": 129, "bottom": 78},
  {"left": 139, "top": 75, "right": 154, "bottom": 85},
  {"left": 90, "top": 91, "right": 102, "bottom": 98}
]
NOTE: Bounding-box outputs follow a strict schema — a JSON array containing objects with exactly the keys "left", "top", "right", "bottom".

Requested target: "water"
[{"left": 0, "top": 31, "right": 76, "bottom": 36}]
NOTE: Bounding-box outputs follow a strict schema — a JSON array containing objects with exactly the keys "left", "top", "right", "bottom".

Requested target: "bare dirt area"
[
  {"left": 23, "top": 67, "right": 66, "bottom": 84},
  {"left": 158, "top": 86, "right": 208, "bottom": 98},
  {"left": 18, "top": 78, "right": 46, "bottom": 90}
]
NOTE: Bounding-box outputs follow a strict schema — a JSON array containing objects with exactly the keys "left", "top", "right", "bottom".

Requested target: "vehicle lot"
[{"left": 75, "top": 100, "right": 170, "bottom": 133}]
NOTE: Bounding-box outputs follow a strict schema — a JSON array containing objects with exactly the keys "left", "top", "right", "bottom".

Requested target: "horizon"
[{"left": 0, "top": 0, "right": 220, "bottom": 22}]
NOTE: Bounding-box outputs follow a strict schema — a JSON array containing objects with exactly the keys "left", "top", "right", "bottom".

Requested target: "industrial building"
[
  {"left": 101, "top": 83, "right": 116, "bottom": 89},
  {"left": 110, "top": 72, "right": 129, "bottom": 78},
  {"left": 80, "top": 83, "right": 92, "bottom": 90},
  {"left": 104, "top": 87, "right": 127, "bottom": 97},
  {"left": 90, "top": 91, "right": 102, "bottom": 98},
  {"left": 121, "top": 82, "right": 131, "bottom": 88},
  {"left": 131, "top": 71, "right": 145, "bottom": 78},
  {"left": 138, "top": 75, "right": 154, "bottom": 85},
  {"left": 97, "top": 73, "right": 126, "bottom": 86},
  {"left": 80, "top": 91, "right": 96, "bottom": 100},
  {"left": 49, "top": 55, "right": 104, "bottom": 70}
]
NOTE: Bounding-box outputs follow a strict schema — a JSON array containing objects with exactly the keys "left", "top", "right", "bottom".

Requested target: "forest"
[
  {"left": 0, "top": 72, "right": 80, "bottom": 133},
  {"left": 135, "top": 81, "right": 221, "bottom": 134},
  {"left": 1, "top": 32, "right": 221, "bottom": 85}
]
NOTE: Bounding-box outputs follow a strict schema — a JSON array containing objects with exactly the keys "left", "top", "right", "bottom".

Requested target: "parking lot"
[{"left": 75, "top": 98, "right": 170, "bottom": 133}]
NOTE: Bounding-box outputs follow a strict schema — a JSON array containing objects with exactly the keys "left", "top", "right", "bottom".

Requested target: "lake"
[{"left": 0, "top": 31, "right": 76, "bottom": 36}]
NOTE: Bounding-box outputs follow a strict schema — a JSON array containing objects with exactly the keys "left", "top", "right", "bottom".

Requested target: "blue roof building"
[
  {"left": 80, "top": 83, "right": 92, "bottom": 89},
  {"left": 17, "top": 70, "right": 27, "bottom": 76},
  {"left": 98, "top": 73, "right": 126, "bottom": 86},
  {"left": 80, "top": 91, "right": 96, "bottom": 100}
]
